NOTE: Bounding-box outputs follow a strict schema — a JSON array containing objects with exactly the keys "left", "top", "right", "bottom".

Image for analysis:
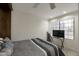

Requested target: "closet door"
[
  {"left": 0, "top": 3, "right": 12, "bottom": 38},
  {"left": 0, "top": 10, "right": 3, "bottom": 37}
]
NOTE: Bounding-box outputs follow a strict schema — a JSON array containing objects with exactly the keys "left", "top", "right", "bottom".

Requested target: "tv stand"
[
  {"left": 53, "top": 37, "right": 64, "bottom": 50},
  {"left": 59, "top": 38, "right": 64, "bottom": 49}
]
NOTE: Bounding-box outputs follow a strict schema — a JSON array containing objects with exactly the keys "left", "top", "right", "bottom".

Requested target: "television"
[{"left": 53, "top": 30, "right": 64, "bottom": 38}]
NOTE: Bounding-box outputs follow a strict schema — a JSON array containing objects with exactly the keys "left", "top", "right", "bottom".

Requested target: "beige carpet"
[{"left": 62, "top": 48, "right": 79, "bottom": 56}]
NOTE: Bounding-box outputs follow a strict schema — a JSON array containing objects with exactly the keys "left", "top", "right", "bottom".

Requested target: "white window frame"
[
  {"left": 49, "top": 17, "right": 75, "bottom": 40},
  {"left": 59, "top": 17, "right": 75, "bottom": 40}
]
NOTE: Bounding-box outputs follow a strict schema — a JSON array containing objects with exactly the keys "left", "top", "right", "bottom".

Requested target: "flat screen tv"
[{"left": 53, "top": 30, "right": 64, "bottom": 38}]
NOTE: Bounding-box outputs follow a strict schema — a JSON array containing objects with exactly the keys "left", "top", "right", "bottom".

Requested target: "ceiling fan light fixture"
[
  {"left": 33, "top": 3, "right": 40, "bottom": 8},
  {"left": 33, "top": 3, "right": 56, "bottom": 10},
  {"left": 49, "top": 3, "right": 56, "bottom": 9}
]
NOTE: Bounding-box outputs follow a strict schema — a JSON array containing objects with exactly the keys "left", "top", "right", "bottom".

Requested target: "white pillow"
[
  {"left": 0, "top": 38, "right": 3, "bottom": 40},
  {"left": 1, "top": 48, "right": 13, "bottom": 56}
]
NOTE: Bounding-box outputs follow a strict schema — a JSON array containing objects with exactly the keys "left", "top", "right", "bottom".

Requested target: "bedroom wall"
[
  {"left": 48, "top": 10, "right": 79, "bottom": 53},
  {"left": 11, "top": 10, "right": 48, "bottom": 41}
]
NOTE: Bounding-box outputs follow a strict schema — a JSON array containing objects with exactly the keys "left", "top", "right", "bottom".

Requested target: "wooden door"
[{"left": 0, "top": 3, "right": 12, "bottom": 38}]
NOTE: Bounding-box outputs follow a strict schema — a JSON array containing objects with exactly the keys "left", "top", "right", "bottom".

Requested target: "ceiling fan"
[{"left": 33, "top": 3, "right": 56, "bottom": 10}]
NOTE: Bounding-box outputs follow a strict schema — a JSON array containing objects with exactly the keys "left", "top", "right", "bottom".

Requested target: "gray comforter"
[{"left": 12, "top": 40, "right": 46, "bottom": 56}]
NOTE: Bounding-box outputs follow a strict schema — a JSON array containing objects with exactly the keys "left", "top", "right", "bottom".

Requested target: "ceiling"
[{"left": 12, "top": 3, "right": 78, "bottom": 19}]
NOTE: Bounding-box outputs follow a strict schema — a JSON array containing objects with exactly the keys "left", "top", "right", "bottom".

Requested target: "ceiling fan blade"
[
  {"left": 49, "top": 3, "right": 56, "bottom": 9},
  {"left": 33, "top": 3, "right": 40, "bottom": 8}
]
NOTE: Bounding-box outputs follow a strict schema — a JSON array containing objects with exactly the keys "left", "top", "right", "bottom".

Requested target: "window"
[
  {"left": 60, "top": 18, "right": 74, "bottom": 39},
  {"left": 50, "top": 17, "right": 74, "bottom": 39}
]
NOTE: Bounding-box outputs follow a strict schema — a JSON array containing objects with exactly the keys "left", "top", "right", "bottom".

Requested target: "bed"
[
  {"left": 0, "top": 38, "right": 65, "bottom": 56},
  {"left": 12, "top": 38, "right": 65, "bottom": 56}
]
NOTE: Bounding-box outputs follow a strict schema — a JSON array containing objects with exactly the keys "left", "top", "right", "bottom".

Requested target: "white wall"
[
  {"left": 11, "top": 10, "right": 48, "bottom": 41},
  {"left": 48, "top": 11, "right": 79, "bottom": 53}
]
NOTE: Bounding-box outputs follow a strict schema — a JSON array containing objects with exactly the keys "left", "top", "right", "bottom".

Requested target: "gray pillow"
[
  {"left": 0, "top": 40, "right": 14, "bottom": 56},
  {"left": 4, "top": 41, "right": 14, "bottom": 49}
]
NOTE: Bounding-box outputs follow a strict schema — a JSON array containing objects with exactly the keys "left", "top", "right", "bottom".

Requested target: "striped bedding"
[{"left": 31, "top": 38, "right": 65, "bottom": 56}]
